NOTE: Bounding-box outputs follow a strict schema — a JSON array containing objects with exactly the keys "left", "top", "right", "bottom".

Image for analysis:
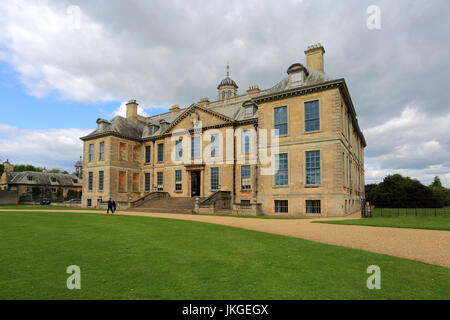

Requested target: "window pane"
[
  {"left": 211, "top": 134, "right": 219, "bottom": 157},
  {"left": 175, "top": 170, "right": 182, "bottom": 191},
  {"left": 99, "top": 142, "right": 104, "bottom": 160},
  {"left": 275, "top": 153, "right": 288, "bottom": 186},
  {"left": 306, "top": 200, "right": 321, "bottom": 214},
  {"left": 89, "top": 144, "right": 94, "bottom": 162},
  {"left": 191, "top": 137, "right": 200, "bottom": 159},
  {"left": 157, "top": 144, "right": 164, "bottom": 162},
  {"left": 241, "top": 130, "right": 250, "bottom": 154},
  {"left": 306, "top": 151, "right": 320, "bottom": 185},
  {"left": 241, "top": 165, "right": 251, "bottom": 190},
  {"left": 176, "top": 140, "right": 182, "bottom": 160},
  {"left": 145, "top": 173, "right": 150, "bottom": 191},
  {"left": 145, "top": 146, "right": 151, "bottom": 163},
  {"left": 305, "top": 100, "right": 320, "bottom": 132},
  {"left": 275, "top": 200, "right": 288, "bottom": 213},
  {"left": 274, "top": 106, "right": 287, "bottom": 135},
  {"left": 88, "top": 172, "right": 93, "bottom": 191},
  {"left": 211, "top": 167, "right": 219, "bottom": 190},
  {"left": 157, "top": 172, "right": 163, "bottom": 191},
  {"left": 99, "top": 171, "right": 104, "bottom": 191}
]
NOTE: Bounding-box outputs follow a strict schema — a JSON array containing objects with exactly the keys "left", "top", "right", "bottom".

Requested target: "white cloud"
[
  {"left": 112, "top": 102, "right": 148, "bottom": 118},
  {"left": 0, "top": 124, "right": 91, "bottom": 172},
  {"left": 364, "top": 105, "right": 450, "bottom": 187},
  {"left": 0, "top": 0, "right": 450, "bottom": 187}
]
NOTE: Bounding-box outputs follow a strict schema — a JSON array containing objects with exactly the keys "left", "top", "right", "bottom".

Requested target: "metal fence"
[
  {"left": 372, "top": 207, "right": 450, "bottom": 217},
  {"left": 19, "top": 195, "right": 81, "bottom": 204}
]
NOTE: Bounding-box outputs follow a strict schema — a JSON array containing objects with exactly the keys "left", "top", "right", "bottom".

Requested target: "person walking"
[
  {"left": 112, "top": 200, "right": 117, "bottom": 213},
  {"left": 107, "top": 198, "right": 113, "bottom": 214}
]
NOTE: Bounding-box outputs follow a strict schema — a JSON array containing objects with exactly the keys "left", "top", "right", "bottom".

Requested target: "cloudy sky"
[{"left": 0, "top": 0, "right": 449, "bottom": 186}]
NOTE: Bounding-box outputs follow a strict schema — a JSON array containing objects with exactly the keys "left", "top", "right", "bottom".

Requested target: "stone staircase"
[{"left": 127, "top": 196, "right": 201, "bottom": 214}]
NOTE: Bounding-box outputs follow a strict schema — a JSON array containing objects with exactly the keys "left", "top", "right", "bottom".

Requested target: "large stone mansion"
[{"left": 80, "top": 44, "right": 366, "bottom": 216}]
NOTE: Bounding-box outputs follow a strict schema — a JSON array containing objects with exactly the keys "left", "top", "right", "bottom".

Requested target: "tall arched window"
[
  {"left": 222, "top": 91, "right": 225, "bottom": 99},
  {"left": 227, "top": 90, "right": 231, "bottom": 98}
]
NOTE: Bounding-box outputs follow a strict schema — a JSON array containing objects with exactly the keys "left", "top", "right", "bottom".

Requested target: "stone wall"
[{"left": 0, "top": 190, "right": 18, "bottom": 204}]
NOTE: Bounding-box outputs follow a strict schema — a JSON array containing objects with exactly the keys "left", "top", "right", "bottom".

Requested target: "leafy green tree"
[
  {"left": 0, "top": 163, "right": 4, "bottom": 176},
  {"left": 32, "top": 187, "right": 42, "bottom": 200},
  {"left": 13, "top": 164, "right": 43, "bottom": 172},
  {"left": 67, "top": 189, "right": 80, "bottom": 199},
  {"left": 430, "top": 176, "right": 443, "bottom": 188},
  {"left": 366, "top": 174, "right": 443, "bottom": 208}
]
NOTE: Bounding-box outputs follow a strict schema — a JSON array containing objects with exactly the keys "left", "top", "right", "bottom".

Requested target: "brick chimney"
[
  {"left": 126, "top": 99, "right": 138, "bottom": 121},
  {"left": 305, "top": 43, "right": 325, "bottom": 73}
]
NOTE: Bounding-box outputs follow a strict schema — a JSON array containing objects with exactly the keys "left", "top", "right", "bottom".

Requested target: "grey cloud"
[{"left": 0, "top": 0, "right": 449, "bottom": 185}]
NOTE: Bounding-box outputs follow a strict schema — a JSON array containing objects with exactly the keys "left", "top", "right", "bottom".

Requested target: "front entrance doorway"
[{"left": 191, "top": 170, "right": 201, "bottom": 197}]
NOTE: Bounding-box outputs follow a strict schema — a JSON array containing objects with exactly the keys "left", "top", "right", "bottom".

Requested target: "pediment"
[{"left": 162, "top": 103, "right": 234, "bottom": 134}]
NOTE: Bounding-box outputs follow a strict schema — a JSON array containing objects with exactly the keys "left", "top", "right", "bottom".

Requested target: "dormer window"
[
  {"left": 51, "top": 177, "right": 57, "bottom": 182},
  {"left": 27, "top": 176, "right": 33, "bottom": 181},
  {"left": 286, "top": 63, "right": 309, "bottom": 87},
  {"left": 149, "top": 124, "right": 160, "bottom": 134},
  {"left": 159, "top": 119, "right": 169, "bottom": 132},
  {"left": 96, "top": 118, "right": 110, "bottom": 131},
  {"left": 242, "top": 100, "right": 258, "bottom": 118},
  {"left": 73, "top": 179, "right": 78, "bottom": 184}
]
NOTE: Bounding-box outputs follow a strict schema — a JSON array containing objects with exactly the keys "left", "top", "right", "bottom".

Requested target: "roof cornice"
[
  {"left": 80, "top": 131, "right": 142, "bottom": 142},
  {"left": 253, "top": 79, "right": 366, "bottom": 147},
  {"left": 160, "top": 103, "right": 234, "bottom": 135}
]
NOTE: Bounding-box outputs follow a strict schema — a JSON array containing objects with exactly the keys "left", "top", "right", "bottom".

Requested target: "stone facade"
[
  {"left": 81, "top": 44, "right": 366, "bottom": 216},
  {"left": 0, "top": 160, "right": 83, "bottom": 200}
]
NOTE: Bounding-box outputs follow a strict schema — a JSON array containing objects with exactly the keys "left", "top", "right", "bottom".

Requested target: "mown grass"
[
  {"left": 0, "top": 211, "right": 449, "bottom": 300},
  {"left": 0, "top": 204, "right": 101, "bottom": 211},
  {"left": 315, "top": 216, "right": 450, "bottom": 231}
]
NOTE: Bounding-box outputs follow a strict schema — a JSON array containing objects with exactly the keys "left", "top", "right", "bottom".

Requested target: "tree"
[
  {"left": 32, "top": 187, "right": 42, "bottom": 200},
  {"left": 13, "top": 164, "right": 43, "bottom": 172},
  {"left": 366, "top": 174, "right": 443, "bottom": 208},
  {"left": 67, "top": 189, "right": 80, "bottom": 199},
  {"left": 56, "top": 188, "right": 63, "bottom": 198},
  {"left": 0, "top": 163, "right": 4, "bottom": 176},
  {"left": 430, "top": 176, "right": 443, "bottom": 188}
]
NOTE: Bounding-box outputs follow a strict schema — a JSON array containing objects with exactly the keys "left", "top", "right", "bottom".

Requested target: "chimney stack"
[
  {"left": 126, "top": 99, "right": 138, "bottom": 121},
  {"left": 304, "top": 43, "right": 325, "bottom": 73},
  {"left": 3, "top": 160, "right": 14, "bottom": 174},
  {"left": 170, "top": 104, "right": 181, "bottom": 114}
]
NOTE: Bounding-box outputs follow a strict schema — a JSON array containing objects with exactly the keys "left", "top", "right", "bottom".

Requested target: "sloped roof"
[
  {"left": 263, "top": 65, "right": 333, "bottom": 96},
  {"left": 6, "top": 171, "right": 82, "bottom": 187},
  {"left": 80, "top": 63, "right": 344, "bottom": 142}
]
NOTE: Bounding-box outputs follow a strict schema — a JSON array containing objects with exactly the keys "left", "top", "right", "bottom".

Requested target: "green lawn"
[
  {"left": 0, "top": 211, "right": 449, "bottom": 299},
  {"left": 315, "top": 216, "right": 450, "bottom": 231},
  {"left": 0, "top": 204, "right": 101, "bottom": 211}
]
